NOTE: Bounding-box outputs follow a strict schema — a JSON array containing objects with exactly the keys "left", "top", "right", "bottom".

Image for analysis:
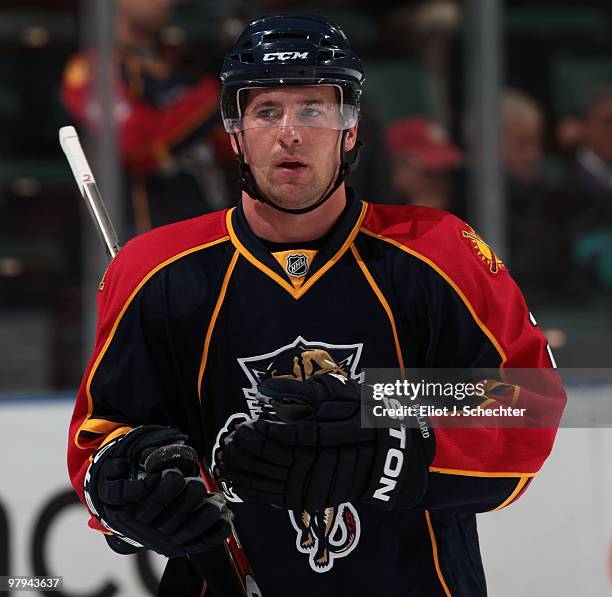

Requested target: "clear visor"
[{"left": 223, "top": 85, "right": 359, "bottom": 133}]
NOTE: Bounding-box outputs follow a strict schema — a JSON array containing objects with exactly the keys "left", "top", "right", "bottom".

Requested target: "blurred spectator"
[
  {"left": 574, "top": 84, "right": 612, "bottom": 195},
  {"left": 385, "top": 116, "right": 463, "bottom": 212},
  {"left": 502, "top": 88, "right": 544, "bottom": 189},
  {"left": 457, "top": 88, "right": 568, "bottom": 303},
  {"left": 493, "top": 88, "right": 577, "bottom": 304},
  {"left": 556, "top": 114, "right": 583, "bottom": 154},
  {"left": 559, "top": 84, "right": 612, "bottom": 292},
  {"left": 500, "top": 89, "right": 551, "bottom": 294},
  {"left": 61, "top": 0, "right": 232, "bottom": 239}
]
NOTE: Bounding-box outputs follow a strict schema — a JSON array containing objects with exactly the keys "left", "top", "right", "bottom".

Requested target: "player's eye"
[
  {"left": 256, "top": 108, "right": 280, "bottom": 120},
  {"left": 301, "top": 107, "right": 322, "bottom": 118}
]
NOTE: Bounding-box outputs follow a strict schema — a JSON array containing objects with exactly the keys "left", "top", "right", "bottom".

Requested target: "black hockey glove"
[
  {"left": 85, "top": 425, "right": 232, "bottom": 557},
  {"left": 217, "top": 373, "right": 435, "bottom": 512}
]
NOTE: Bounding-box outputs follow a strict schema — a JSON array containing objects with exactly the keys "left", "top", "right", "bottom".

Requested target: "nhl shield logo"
[{"left": 285, "top": 253, "right": 309, "bottom": 277}]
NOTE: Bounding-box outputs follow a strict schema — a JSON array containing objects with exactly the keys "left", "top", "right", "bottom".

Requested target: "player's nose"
[{"left": 277, "top": 125, "right": 303, "bottom": 147}]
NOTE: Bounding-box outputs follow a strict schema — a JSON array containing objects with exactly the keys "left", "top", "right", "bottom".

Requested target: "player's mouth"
[{"left": 275, "top": 158, "right": 308, "bottom": 172}]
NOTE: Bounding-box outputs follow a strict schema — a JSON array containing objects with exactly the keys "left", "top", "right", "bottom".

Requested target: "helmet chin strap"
[{"left": 232, "top": 129, "right": 362, "bottom": 215}]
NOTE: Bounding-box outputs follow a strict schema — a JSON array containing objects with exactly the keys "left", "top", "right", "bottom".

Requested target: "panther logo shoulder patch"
[{"left": 461, "top": 226, "right": 505, "bottom": 274}]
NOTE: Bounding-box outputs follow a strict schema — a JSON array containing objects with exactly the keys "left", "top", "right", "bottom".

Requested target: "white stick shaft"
[
  {"left": 59, "top": 125, "right": 96, "bottom": 195},
  {"left": 59, "top": 126, "right": 121, "bottom": 259}
]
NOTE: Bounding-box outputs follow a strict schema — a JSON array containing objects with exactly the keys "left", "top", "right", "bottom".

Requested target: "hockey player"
[{"left": 68, "top": 15, "right": 566, "bottom": 597}]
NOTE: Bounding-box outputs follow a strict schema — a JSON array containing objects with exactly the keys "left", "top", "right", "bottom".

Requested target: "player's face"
[{"left": 235, "top": 86, "right": 357, "bottom": 211}]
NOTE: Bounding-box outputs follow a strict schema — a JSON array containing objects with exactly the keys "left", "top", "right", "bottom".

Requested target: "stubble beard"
[{"left": 251, "top": 160, "right": 340, "bottom": 211}]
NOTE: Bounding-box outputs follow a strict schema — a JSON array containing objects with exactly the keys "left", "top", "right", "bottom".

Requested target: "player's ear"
[
  {"left": 344, "top": 123, "right": 359, "bottom": 152},
  {"left": 230, "top": 133, "right": 241, "bottom": 156},
  {"left": 230, "top": 132, "right": 251, "bottom": 165}
]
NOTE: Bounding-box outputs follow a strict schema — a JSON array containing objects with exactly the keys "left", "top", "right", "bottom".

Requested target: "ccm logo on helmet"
[
  {"left": 372, "top": 426, "right": 407, "bottom": 502},
  {"left": 263, "top": 51, "right": 309, "bottom": 61}
]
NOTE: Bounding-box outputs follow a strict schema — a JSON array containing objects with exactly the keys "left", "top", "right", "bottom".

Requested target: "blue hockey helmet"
[{"left": 220, "top": 15, "right": 364, "bottom": 133}]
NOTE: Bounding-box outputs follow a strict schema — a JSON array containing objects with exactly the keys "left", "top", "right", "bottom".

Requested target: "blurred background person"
[
  {"left": 385, "top": 116, "right": 463, "bottom": 213},
  {"left": 61, "top": 0, "right": 232, "bottom": 239},
  {"left": 561, "top": 83, "right": 612, "bottom": 293},
  {"left": 501, "top": 88, "right": 544, "bottom": 191},
  {"left": 499, "top": 88, "right": 555, "bottom": 299},
  {"left": 457, "top": 88, "right": 569, "bottom": 305},
  {"left": 572, "top": 84, "right": 612, "bottom": 196}
]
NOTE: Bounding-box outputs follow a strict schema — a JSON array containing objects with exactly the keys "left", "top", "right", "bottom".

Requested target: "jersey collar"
[{"left": 226, "top": 190, "right": 367, "bottom": 299}]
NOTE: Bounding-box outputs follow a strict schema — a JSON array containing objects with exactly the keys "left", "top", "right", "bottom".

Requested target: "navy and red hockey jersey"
[
  {"left": 61, "top": 45, "right": 232, "bottom": 235},
  {"left": 68, "top": 193, "right": 566, "bottom": 596}
]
